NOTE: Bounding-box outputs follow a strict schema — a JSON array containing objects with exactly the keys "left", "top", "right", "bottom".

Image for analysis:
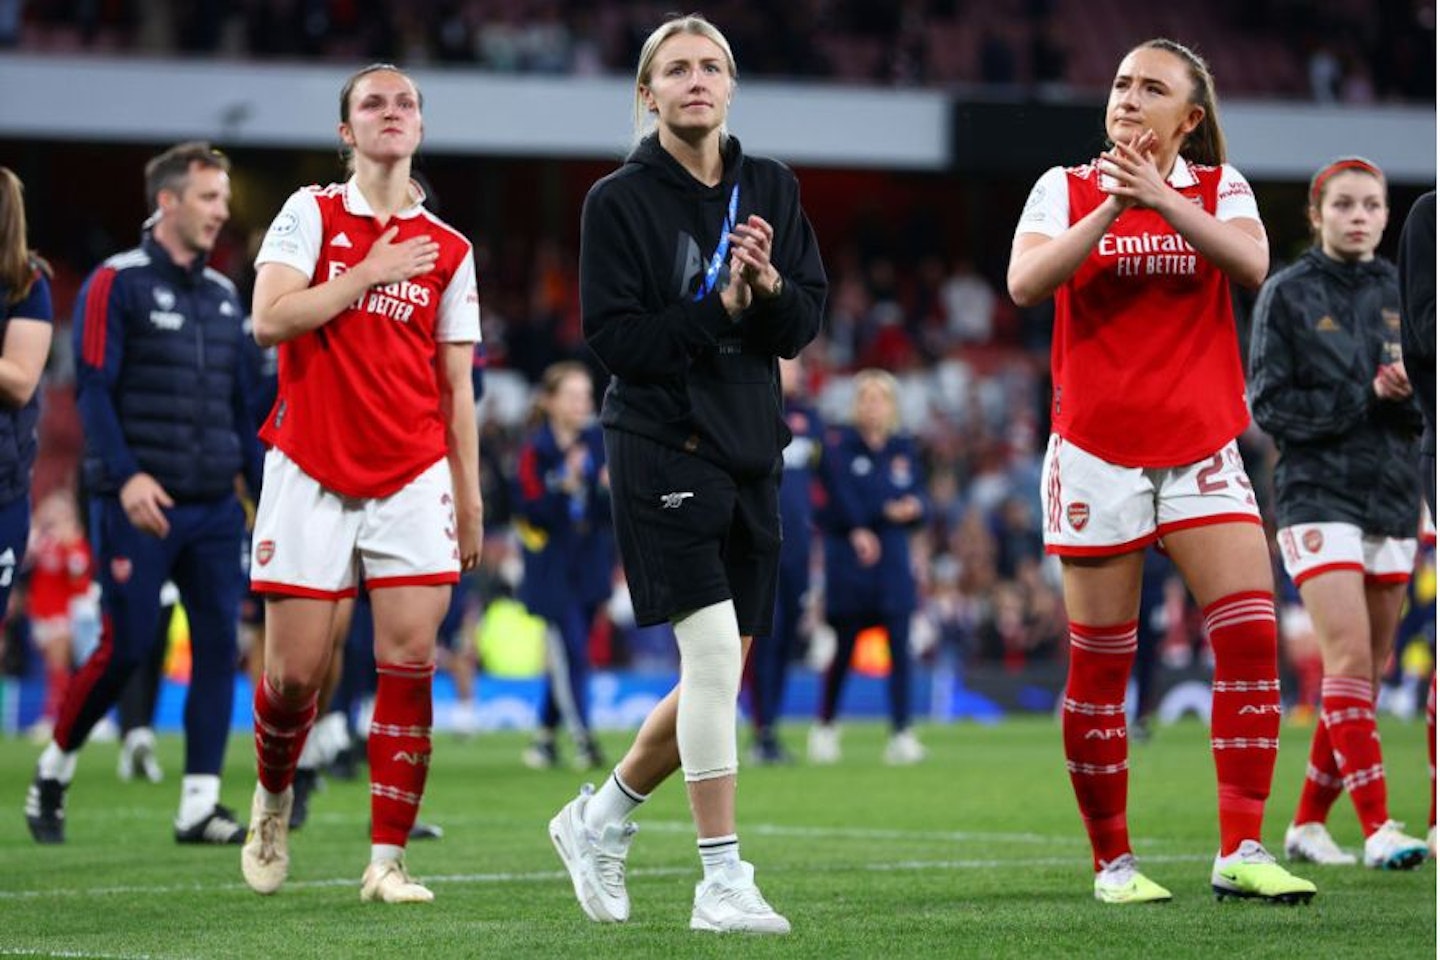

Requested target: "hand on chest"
[{"left": 324, "top": 222, "right": 442, "bottom": 326}]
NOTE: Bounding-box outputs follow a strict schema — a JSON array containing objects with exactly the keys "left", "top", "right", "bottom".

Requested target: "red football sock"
[
  {"left": 1205, "top": 591, "right": 1281, "bottom": 856},
  {"left": 253, "top": 676, "right": 317, "bottom": 794},
  {"left": 1293, "top": 715, "right": 1343, "bottom": 825},
  {"left": 1322, "top": 675, "right": 1390, "bottom": 836},
  {"left": 1063, "top": 620, "right": 1137, "bottom": 871},
  {"left": 369, "top": 661, "right": 434, "bottom": 847}
]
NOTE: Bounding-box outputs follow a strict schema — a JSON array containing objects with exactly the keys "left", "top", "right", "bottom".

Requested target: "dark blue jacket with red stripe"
[
  {"left": 73, "top": 233, "right": 263, "bottom": 502},
  {"left": 514, "top": 421, "right": 614, "bottom": 622},
  {"left": 816, "top": 426, "right": 928, "bottom": 618}
]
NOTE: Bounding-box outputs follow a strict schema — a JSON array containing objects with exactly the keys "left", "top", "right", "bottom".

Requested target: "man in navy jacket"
[{"left": 27, "top": 142, "right": 263, "bottom": 846}]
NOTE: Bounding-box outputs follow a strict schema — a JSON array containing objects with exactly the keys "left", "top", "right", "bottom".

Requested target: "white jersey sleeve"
[
  {"left": 254, "top": 189, "right": 322, "bottom": 278},
  {"left": 1014, "top": 166, "right": 1070, "bottom": 240},
  {"left": 1215, "top": 165, "right": 1261, "bottom": 223},
  {"left": 436, "top": 246, "right": 481, "bottom": 343}
]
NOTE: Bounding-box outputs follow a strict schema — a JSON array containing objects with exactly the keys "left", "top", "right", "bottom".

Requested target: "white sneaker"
[
  {"left": 883, "top": 729, "right": 926, "bottom": 766},
  {"left": 1362, "top": 820, "right": 1429, "bottom": 871},
  {"left": 1283, "top": 821, "right": 1356, "bottom": 865},
  {"left": 807, "top": 724, "right": 840, "bottom": 765},
  {"left": 690, "top": 861, "right": 790, "bottom": 934},
  {"left": 548, "top": 784, "right": 637, "bottom": 922},
  {"left": 451, "top": 699, "right": 479, "bottom": 738},
  {"left": 240, "top": 784, "right": 292, "bottom": 895},
  {"left": 118, "top": 728, "right": 163, "bottom": 784},
  {"left": 361, "top": 856, "right": 434, "bottom": 903}
]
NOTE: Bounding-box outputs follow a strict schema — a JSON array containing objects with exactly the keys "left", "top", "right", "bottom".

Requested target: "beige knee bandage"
[{"left": 673, "top": 600, "right": 742, "bottom": 781}]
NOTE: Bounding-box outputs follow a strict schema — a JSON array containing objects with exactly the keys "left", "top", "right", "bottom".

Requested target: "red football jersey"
[
  {"left": 255, "top": 179, "right": 480, "bottom": 498},
  {"left": 1018, "top": 159, "right": 1259, "bottom": 468},
  {"left": 28, "top": 535, "right": 92, "bottom": 620}
]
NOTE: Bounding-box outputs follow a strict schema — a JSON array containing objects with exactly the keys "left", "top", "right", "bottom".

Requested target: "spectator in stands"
[
  {"left": 241, "top": 63, "right": 482, "bottom": 903},
  {"left": 809, "top": 369, "right": 928, "bottom": 766},
  {"left": 1307, "top": 42, "right": 1342, "bottom": 102},
  {"left": 939, "top": 259, "right": 997, "bottom": 344},
  {"left": 0, "top": 166, "right": 54, "bottom": 668},
  {"left": 515, "top": 360, "right": 612, "bottom": 772},
  {"left": 1030, "top": 15, "right": 1069, "bottom": 90},
  {"left": 547, "top": 13, "right": 825, "bottom": 935},
  {"left": 26, "top": 143, "right": 262, "bottom": 847},
  {"left": 1008, "top": 38, "right": 1315, "bottom": 904},
  {"left": 1250, "top": 157, "right": 1429, "bottom": 872}
]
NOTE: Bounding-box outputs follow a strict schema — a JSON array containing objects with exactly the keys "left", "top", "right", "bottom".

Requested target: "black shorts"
[{"left": 605, "top": 429, "right": 781, "bottom": 635}]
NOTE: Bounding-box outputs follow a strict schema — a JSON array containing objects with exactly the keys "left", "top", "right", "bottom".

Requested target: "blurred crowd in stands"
[
  {"left": 2, "top": 0, "right": 1434, "bottom": 103},
  {"left": 0, "top": 2, "right": 1433, "bottom": 724}
]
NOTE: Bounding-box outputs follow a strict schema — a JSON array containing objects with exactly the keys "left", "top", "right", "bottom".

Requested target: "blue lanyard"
[{"left": 692, "top": 182, "right": 741, "bottom": 302}]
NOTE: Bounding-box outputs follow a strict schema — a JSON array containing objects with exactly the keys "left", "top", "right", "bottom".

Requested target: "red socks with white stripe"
[
  {"left": 369, "top": 661, "right": 434, "bottom": 847},
  {"left": 253, "top": 676, "right": 318, "bottom": 794},
  {"left": 1063, "top": 621, "right": 1137, "bottom": 870},
  {"left": 1205, "top": 591, "right": 1281, "bottom": 856},
  {"left": 1293, "top": 715, "right": 1344, "bottom": 826},
  {"left": 1320, "top": 675, "right": 1391, "bottom": 836}
]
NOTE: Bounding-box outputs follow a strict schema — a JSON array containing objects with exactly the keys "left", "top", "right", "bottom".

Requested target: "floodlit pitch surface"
[{"left": 0, "top": 717, "right": 1433, "bottom": 959}]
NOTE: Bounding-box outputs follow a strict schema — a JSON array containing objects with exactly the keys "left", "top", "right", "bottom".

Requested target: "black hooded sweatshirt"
[{"left": 580, "top": 134, "right": 827, "bottom": 480}]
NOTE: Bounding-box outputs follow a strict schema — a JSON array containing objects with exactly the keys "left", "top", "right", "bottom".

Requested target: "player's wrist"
[{"left": 758, "top": 271, "right": 784, "bottom": 300}]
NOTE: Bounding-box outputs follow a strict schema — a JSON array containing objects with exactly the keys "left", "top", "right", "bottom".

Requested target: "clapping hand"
[
  {"left": 721, "top": 254, "right": 753, "bottom": 317},
  {"left": 730, "top": 215, "right": 780, "bottom": 296},
  {"left": 1098, "top": 130, "right": 1160, "bottom": 210}
]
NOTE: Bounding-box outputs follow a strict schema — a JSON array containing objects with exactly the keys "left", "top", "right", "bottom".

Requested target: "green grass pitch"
[{"left": 0, "top": 717, "right": 1433, "bottom": 959}]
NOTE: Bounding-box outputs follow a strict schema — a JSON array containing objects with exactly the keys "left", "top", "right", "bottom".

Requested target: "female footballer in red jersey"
[
  {"left": 1249, "top": 158, "right": 1430, "bottom": 871},
  {"left": 1009, "top": 39, "right": 1315, "bottom": 904},
  {"left": 240, "top": 63, "right": 482, "bottom": 903}
]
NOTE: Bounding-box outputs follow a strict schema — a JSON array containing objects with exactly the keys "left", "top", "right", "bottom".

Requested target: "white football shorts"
[
  {"left": 1277, "top": 521, "right": 1416, "bottom": 588},
  {"left": 251, "top": 448, "right": 460, "bottom": 598},
  {"left": 1041, "top": 434, "right": 1261, "bottom": 557}
]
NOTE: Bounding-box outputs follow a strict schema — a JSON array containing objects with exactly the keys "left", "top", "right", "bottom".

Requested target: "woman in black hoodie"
[
  {"left": 1249, "top": 157, "right": 1429, "bottom": 871},
  {"left": 548, "top": 13, "right": 825, "bottom": 935}
]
